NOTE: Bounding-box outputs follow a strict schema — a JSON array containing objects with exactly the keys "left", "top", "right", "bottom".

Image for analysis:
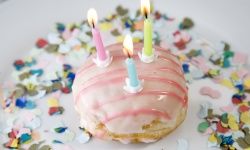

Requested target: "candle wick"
[
  {"left": 123, "top": 47, "right": 131, "bottom": 58},
  {"left": 92, "top": 20, "right": 95, "bottom": 28},
  {"left": 144, "top": 7, "right": 148, "bottom": 19},
  {"left": 128, "top": 53, "right": 131, "bottom": 59}
]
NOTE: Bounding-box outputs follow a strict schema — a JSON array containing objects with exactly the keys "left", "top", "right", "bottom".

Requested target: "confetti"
[
  {"left": 47, "top": 97, "right": 64, "bottom": 116},
  {"left": 76, "top": 131, "right": 91, "bottom": 144},
  {"left": 25, "top": 117, "right": 41, "bottom": 129},
  {"left": 54, "top": 127, "right": 68, "bottom": 133},
  {"left": 197, "top": 121, "right": 210, "bottom": 133},
  {"left": 199, "top": 86, "right": 221, "bottom": 99},
  {"left": 47, "top": 98, "right": 59, "bottom": 107},
  {"left": 36, "top": 38, "right": 48, "bottom": 48},
  {"left": 39, "top": 145, "right": 52, "bottom": 150},
  {"left": 179, "top": 17, "right": 194, "bottom": 30},
  {"left": 233, "top": 52, "right": 248, "bottom": 65},
  {"left": 197, "top": 102, "right": 212, "bottom": 119},
  {"left": 220, "top": 104, "right": 234, "bottom": 113},
  {"left": 25, "top": 100, "right": 37, "bottom": 109},
  {"left": 182, "top": 63, "right": 190, "bottom": 73},
  {"left": 116, "top": 5, "right": 128, "bottom": 16},
  {"left": 15, "top": 97, "right": 27, "bottom": 108},
  {"left": 177, "top": 138, "right": 189, "bottom": 150},
  {"left": 240, "top": 111, "right": 250, "bottom": 125},
  {"left": 100, "top": 22, "right": 113, "bottom": 31},
  {"left": 63, "top": 130, "right": 75, "bottom": 142},
  {"left": 52, "top": 139, "right": 64, "bottom": 144},
  {"left": 191, "top": 69, "right": 204, "bottom": 79},
  {"left": 173, "top": 31, "right": 191, "bottom": 50}
]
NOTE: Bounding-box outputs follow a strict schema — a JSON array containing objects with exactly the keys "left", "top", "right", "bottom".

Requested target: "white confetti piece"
[
  {"left": 232, "top": 130, "right": 244, "bottom": 139},
  {"left": 197, "top": 102, "right": 213, "bottom": 119},
  {"left": 78, "top": 32, "right": 91, "bottom": 42},
  {"left": 6, "top": 116, "right": 17, "bottom": 127},
  {"left": 58, "top": 43, "right": 71, "bottom": 54},
  {"left": 177, "top": 138, "right": 189, "bottom": 150},
  {"left": 25, "top": 117, "right": 41, "bottom": 129},
  {"left": 76, "top": 131, "right": 91, "bottom": 144},
  {"left": 48, "top": 33, "right": 62, "bottom": 44},
  {"left": 27, "top": 90, "right": 46, "bottom": 100},
  {"left": 31, "top": 108, "right": 43, "bottom": 116},
  {"left": 66, "top": 38, "right": 81, "bottom": 47},
  {"left": 63, "top": 130, "right": 75, "bottom": 142},
  {"left": 191, "top": 69, "right": 204, "bottom": 79}
]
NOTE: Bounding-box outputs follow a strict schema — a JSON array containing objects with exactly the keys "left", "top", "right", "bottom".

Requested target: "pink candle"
[
  {"left": 87, "top": 8, "right": 107, "bottom": 61},
  {"left": 92, "top": 27, "right": 107, "bottom": 61}
]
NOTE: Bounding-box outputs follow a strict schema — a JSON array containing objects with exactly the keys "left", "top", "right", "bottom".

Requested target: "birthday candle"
[
  {"left": 87, "top": 8, "right": 107, "bottom": 61},
  {"left": 123, "top": 35, "right": 140, "bottom": 87},
  {"left": 141, "top": 0, "right": 153, "bottom": 56}
]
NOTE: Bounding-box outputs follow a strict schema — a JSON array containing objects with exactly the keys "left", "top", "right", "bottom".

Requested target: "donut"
[{"left": 72, "top": 43, "right": 188, "bottom": 143}]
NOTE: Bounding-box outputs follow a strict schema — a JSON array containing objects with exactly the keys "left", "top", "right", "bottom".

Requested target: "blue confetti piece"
[
  {"left": 67, "top": 72, "right": 75, "bottom": 81},
  {"left": 56, "top": 23, "right": 66, "bottom": 33},
  {"left": 16, "top": 97, "right": 27, "bottom": 108},
  {"left": 125, "top": 21, "right": 132, "bottom": 28},
  {"left": 30, "top": 69, "right": 43, "bottom": 77},
  {"left": 51, "top": 79, "right": 62, "bottom": 83},
  {"left": 25, "top": 59, "right": 36, "bottom": 67},
  {"left": 19, "top": 133, "right": 32, "bottom": 144},
  {"left": 13, "top": 60, "right": 25, "bottom": 71},
  {"left": 235, "top": 84, "right": 244, "bottom": 92},
  {"left": 223, "top": 58, "right": 230, "bottom": 68},
  {"left": 182, "top": 64, "right": 190, "bottom": 73},
  {"left": 232, "top": 94, "right": 245, "bottom": 101},
  {"left": 54, "top": 127, "right": 68, "bottom": 133},
  {"left": 25, "top": 100, "right": 36, "bottom": 109},
  {"left": 52, "top": 139, "right": 64, "bottom": 144},
  {"left": 63, "top": 64, "right": 72, "bottom": 71},
  {"left": 5, "top": 98, "right": 12, "bottom": 107},
  {"left": 219, "top": 135, "right": 234, "bottom": 145}
]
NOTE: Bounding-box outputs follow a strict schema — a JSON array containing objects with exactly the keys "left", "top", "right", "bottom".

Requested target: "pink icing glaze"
[
  {"left": 77, "top": 67, "right": 184, "bottom": 90},
  {"left": 106, "top": 42, "right": 174, "bottom": 56},
  {"left": 92, "top": 90, "right": 187, "bottom": 110},
  {"left": 102, "top": 108, "right": 171, "bottom": 123},
  {"left": 77, "top": 54, "right": 181, "bottom": 75},
  {"left": 73, "top": 43, "right": 188, "bottom": 137},
  {"left": 75, "top": 75, "right": 187, "bottom": 103}
]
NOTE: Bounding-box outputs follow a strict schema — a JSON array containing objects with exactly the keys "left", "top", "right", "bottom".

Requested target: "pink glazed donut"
[{"left": 72, "top": 43, "right": 188, "bottom": 143}]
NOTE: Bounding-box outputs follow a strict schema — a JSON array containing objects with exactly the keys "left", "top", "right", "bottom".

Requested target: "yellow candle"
[
  {"left": 144, "top": 18, "right": 153, "bottom": 56},
  {"left": 141, "top": 0, "right": 153, "bottom": 56}
]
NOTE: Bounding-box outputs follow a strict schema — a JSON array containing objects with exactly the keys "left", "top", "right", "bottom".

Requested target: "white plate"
[{"left": 0, "top": 0, "right": 250, "bottom": 150}]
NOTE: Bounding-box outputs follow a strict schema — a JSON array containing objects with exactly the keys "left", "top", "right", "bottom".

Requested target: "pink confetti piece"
[
  {"left": 191, "top": 56, "right": 207, "bottom": 65},
  {"left": 200, "top": 86, "right": 221, "bottom": 99},
  {"left": 160, "top": 41, "right": 170, "bottom": 50},
  {"left": 35, "top": 59, "right": 50, "bottom": 68},
  {"left": 182, "top": 31, "right": 191, "bottom": 43},
  {"left": 51, "top": 91, "right": 62, "bottom": 99},
  {"left": 191, "top": 56, "right": 210, "bottom": 73},
  {"left": 233, "top": 52, "right": 248, "bottom": 64},
  {"left": 236, "top": 68, "right": 249, "bottom": 79},
  {"left": 23, "top": 112, "right": 36, "bottom": 122},
  {"left": 211, "top": 76, "right": 223, "bottom": 84},
  {"left": 62, "top": 30, "right": 72, "bottom": 40},
  {"left": 220, "top": 104, "right": 234, "bottom": 113},
  {"left": 16, "top": 128, "right": 31, "bottom": 138},
  {"left": 202, "top": 127, "right": 213, "bottom": 136},
  {"left": 56, "top": 55, "right": 65, "bottom": 64},
  {"left": 72, "top": 28, "right": 80, "bottom": 37}
]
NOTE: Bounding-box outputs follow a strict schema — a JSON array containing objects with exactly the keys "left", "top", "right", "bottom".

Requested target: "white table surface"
[{"left": 0, "top": 0, "right": 250, "bottom": 150}]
